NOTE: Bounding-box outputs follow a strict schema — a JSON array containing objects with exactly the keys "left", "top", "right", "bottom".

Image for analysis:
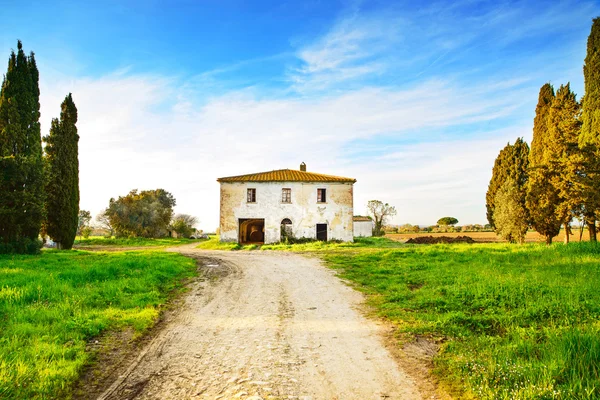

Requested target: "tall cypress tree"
[
  {"left": 546, "top": 84, "right": 582, "bottom": 244},
  {"left": 579, "top": 17, "right": 600, "bottom": 242},
  {"left": 531, "top": 83, "right": 555, "bottom": 165},
  {"left": 0, "top": 41, "right": 44, "bottom": 252},
  {"left": 44, "top": 94, "right": 79, "bottom": 249},
  {"left": 486, "top": 138, "right": 529, "bottom": 231},
  {"left": 527, "top": 83, "right": 563, "bottom": 244}
]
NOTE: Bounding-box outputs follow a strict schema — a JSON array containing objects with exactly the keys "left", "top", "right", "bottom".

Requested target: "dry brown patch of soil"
[{"left": 405, "top": 236, "right": 475, "bottom": 244}]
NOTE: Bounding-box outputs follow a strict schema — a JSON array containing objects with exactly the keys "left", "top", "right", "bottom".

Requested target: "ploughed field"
[{"left": 386, "top": 229, "right": 591, "bottom": 243}]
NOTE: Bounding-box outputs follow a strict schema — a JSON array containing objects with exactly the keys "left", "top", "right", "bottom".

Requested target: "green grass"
[
  {"left": 322, "top": 242, "right": 600, "bottom": 399},
  {"left": 195, "top": 236, "right": 266, "bottom": 250},
  {"left": 0, "top": 250, "right": 197, "bottom": 399},
  {"left": 74, "top": 236, "right": 201, "bottom": 247},
  {"left": 196, "top": 235, "right": 402, "bottom": 251}
]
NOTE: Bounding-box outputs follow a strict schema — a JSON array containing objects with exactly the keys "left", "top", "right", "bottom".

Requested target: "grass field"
[
  {"left": 196, "top": 235, "right": 403, "bottom": 251},
  {"left": 321, "top": 242, "right": 600, "bottom": 399},
  {"left": 386, "top": 229, "right": 591, "bottom": 243},
  {"left": 73, "top": 236, "right": 201, "bottom": 248},
  {"left": 0, "top": 250, "right": 197, "bottom": 399}
]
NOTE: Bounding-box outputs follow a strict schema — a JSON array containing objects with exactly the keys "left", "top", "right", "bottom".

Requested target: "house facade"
[
  {"left": 353, "top": 216, "right": 374, "bottom": 237},
  {"left": 218, "top": 163, "right": 356, "bottom": 244}
]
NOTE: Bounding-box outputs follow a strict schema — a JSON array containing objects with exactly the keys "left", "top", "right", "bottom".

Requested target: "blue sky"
[{"left": 1, "top": 0, "right": 598, "bottom": 229}]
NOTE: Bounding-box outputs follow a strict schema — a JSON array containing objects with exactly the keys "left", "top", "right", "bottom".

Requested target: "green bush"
[{"left": 0, "top": 238, "right": 42, "bottom": 254}]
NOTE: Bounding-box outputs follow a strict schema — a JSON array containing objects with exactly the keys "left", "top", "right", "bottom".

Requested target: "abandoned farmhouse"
[{"left": 217, "top": 163, "right": 368, "bottom": 244}]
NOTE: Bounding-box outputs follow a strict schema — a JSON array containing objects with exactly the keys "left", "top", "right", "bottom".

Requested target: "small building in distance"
[
  {"left": 217, "top": 163, "right": 356, "bottom": 244},
  {"left": 353, "top": 216, "right": 373, "bottom": 237}
]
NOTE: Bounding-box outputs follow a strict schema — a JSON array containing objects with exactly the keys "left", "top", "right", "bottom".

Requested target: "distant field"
[
  {"left": 386, "top": 229, "right": 591, "bottom": 243},
  {"left": 0, "top": 250, "right": 197, "bottom": 399}
]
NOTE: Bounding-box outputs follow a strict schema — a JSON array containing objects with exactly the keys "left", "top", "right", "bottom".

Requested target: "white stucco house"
[{"left": 217, "top": 163, "right": 356, "bottom": 244}]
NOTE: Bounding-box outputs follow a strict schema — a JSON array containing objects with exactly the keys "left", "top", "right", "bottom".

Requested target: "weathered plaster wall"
[
  {"left": 219, "top": 182, "right": 354, "bottom": 243},
  {"left": 353, "top": 220, "right": 373, "bottom": 237}
]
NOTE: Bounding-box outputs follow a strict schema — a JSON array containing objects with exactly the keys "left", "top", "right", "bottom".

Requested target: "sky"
[{"left": 1, "top": 0, "right": 598, "bottom": 230}]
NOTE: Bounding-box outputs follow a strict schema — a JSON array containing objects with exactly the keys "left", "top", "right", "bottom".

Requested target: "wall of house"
[
  {"left": 219, "top": 181, "right": 354, "bottom": 243},
  {"left": 353, "top": 220, "right": 373, "bottom": 237}
]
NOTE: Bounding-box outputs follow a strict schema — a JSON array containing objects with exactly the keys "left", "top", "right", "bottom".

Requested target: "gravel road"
[{"left": 98, "top": 247, "right": 421, "bottom": 400}]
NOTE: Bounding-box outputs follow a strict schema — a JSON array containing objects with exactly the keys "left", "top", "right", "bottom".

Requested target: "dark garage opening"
[
  {"left": 316, "top": 223, "right": 328, "bottom": 241},
  {"left": 239, "top": 219, "right": 265, "bottom": 244}
]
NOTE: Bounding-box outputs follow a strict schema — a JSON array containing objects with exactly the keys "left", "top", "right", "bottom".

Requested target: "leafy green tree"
[
  {"left": 437, "top": 217, "right": 458, "bottom": 226},
  {"left": 95, "top": 209, "right": 115, "bottom": 237},
  {"left": 486, "top": 138, "right": 530, "bottom": 228},
  {"left": 0, "top": 41, "right": 44, "bottom": 253},
  {"left": 44, "top": 94, "right": 79, "bottom": 249},
  {"left": 106, "top": 189, "right": 176, "bottom": 237},
  {"left": 494, "top": 177, "right": 529, "bottom": 243},
  {"left": 367, "top": 200, "right": 397, "bottom": 236},
  {"left": 77, "top": 210, "right": 91, "bottom": 237},
  {"left": 579, "top": 17, "right": 600, "bottom": 242},
  {"left": 171, "top": 214, "right": 198, "bottom": 238}
]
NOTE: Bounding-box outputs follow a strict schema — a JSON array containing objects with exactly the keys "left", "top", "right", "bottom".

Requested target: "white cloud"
[{"left": 38, "top": 69, "right": 531, "bottom": 230}]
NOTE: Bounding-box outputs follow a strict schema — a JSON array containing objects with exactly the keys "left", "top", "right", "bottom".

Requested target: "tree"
[
  {"left": 437, "top": 217, "right": 458, "bottom": 226},
  {"left": 579, "top": 17, "right": 600, "bottom": 242},
  {"left": 0, "top": 41, "right": 44, "bottom": 253},
  {"left": 527, "top": 83, "right": 570, "bottom": 244},
  {"left": 526, "top": 167, "right": 561, "bottom": 244},
  {"left": 95, "top": 209, "right": 115, "bottom": 237},
  {"left": 367, "top": 200, "right": 397, "bottom": 236},
  {"left": 494, "top": 178, "right": 529, "bottom": 244},
  {"left": 546, "top": 84, "right": 582, "bottom": 244},
  {"left": 530, "top": 83, "right": 555, "bottom": 165},
  {"left": 486, "top": 138, "right": 530, "bottom": 228},
  {"left": 77, "top": 210, "right": 91, "bottom": 237},
  {"left": 43, "top": 94, "right": 79, "bottom": 249},
  {"left": 105, "top": 189, "right": 176, "bottom": 237},
  {"left": 171, "top": 214, "right": 198, "bottom": 238}
]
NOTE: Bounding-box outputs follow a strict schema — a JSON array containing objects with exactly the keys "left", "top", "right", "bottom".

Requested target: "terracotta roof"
[
  {"left": 217, "top": 169, "right": 356, "bottom": 183},
  {"left": 353, "top": 216, "right": 373, "bottom": 222}
]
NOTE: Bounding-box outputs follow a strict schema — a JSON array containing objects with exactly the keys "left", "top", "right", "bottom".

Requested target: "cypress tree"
[
  {"left": 579, "top": 17, "right": 600, "bottom": 241},
  {"left": 547, "top": 84, "right": 582, "bottom": 244},
  {"left": 0, "top": 41, "right": 44, "bottom": 252},
  {"left": 494, "top": 177, "right": 529, "bottom": 244},
  {"left": 580, "top": 17, "right": 600, "bottom": 147},
  {"left": 44, "top": 94, "right": 79, "bottom": 249},
  {"left": 527, "top": 83, "right": 563, "bottom": 244},
  {"left": 526, "top": 166, "right": 562, "bottom": 244},
  {"left": 486, "top": 138, "right": 530, "bottom": 231},
  {"left": 531, "top": 83, "right": 555, "bottom": 165}
]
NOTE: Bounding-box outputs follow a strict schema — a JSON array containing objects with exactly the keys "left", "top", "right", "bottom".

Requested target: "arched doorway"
[
  {"left": 239, "top": 219, "right": 265, "bottom": 244},
  {"left": 281, "top": 218, "right": 292, "bottom": 241}
]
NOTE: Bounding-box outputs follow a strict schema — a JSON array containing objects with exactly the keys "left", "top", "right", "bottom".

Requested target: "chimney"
[{"left": 300, "top": 162, "right": 306, "bottom": 172}]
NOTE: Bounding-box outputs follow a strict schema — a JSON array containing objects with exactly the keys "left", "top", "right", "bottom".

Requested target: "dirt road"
[{"left": 98, "top": 247, "right": 421, "bottom": 400}]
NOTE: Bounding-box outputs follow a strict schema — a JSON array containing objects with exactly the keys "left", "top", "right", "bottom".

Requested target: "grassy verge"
[
  {"left": 322, "top": 242, "right": 600, "bottom": 399},
  {"left": 196, "top": 235, "right": 402, "bottom": 251},
  {"left": 195, "top": 236, "right": 260, "bottom": 250},
  {"left": 74, "top": 236, "right": 201, "bottom": 247},
  {"left": 0, "top": 250, "right": 197, "bottom": 399}
]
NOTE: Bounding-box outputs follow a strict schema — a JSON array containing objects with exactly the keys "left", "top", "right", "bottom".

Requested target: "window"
[
  {"left": 282, "top": 188, "right": 291, "bottom": 203},
  {"left": 317, "top": 188, "right": 326, "bottom": 203},
  {"left": 247, "top": 188, "right": 256, "bottom": 203}
]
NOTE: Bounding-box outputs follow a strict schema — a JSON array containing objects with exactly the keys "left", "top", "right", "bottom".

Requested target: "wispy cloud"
[{"left": 33, "top": 0, "right": 599, "bottom": 229}]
